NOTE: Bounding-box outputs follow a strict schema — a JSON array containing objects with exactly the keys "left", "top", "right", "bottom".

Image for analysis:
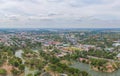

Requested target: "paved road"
[{"left": 87, "top": 55, "right": 120, "bottom": 62}]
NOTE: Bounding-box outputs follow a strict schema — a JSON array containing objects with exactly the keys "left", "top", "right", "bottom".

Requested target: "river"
[
  {"left": 15, "top": 50, "right": 120, "bottom": 76},
  {"left": 71, "top": 62, "right": 120, "bottom": 76}
]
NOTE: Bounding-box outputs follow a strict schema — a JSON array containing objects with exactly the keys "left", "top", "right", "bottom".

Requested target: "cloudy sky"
[{"left": 0, "top": 0, "right": 120, "bottom": 28}]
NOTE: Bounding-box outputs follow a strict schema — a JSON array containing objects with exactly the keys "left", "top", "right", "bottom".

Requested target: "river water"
[
  {"left": 15, "top": 50, "right": 120, "bottom": 76},
  {"left": 71, "top": 62, "right": 120, "bottom": 76}
]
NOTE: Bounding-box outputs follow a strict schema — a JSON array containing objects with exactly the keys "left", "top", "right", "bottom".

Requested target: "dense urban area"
[{"left": 0, "top": 28, "right": 120, "bottom": 76}]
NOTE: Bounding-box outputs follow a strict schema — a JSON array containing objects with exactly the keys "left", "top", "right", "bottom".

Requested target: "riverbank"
[
  {"left": 79, "top": 57, "right": 120, "bottom": 73},
  {"left": 71, "top": 61, "right": 120, "bottom": 76}
]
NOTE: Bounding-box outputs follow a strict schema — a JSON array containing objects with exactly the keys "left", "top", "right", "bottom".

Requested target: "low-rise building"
[{"left": 117, "top": 53, "right": 120, "bottom": 60}]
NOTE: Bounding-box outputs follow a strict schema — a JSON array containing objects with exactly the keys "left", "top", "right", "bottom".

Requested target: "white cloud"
[{"left": 0, "top": 0, "right": 120, "bottom": 28}]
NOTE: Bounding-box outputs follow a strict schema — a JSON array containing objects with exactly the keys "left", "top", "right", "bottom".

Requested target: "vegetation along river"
[{"left": 71, "top": 62, "right": 120, "bottom": 76}]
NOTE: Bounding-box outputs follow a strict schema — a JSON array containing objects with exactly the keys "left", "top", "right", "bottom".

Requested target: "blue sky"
[{"left": 0, "top": 0, "right": 120, "bottom": 28}]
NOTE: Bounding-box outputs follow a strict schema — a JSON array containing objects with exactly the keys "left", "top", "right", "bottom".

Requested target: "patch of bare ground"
[
  {"left": 0, "top": 62, "right": 13, "bottom": 75},
  {"left": 92, "top": 62, "right": 117, "bottom": 73}
]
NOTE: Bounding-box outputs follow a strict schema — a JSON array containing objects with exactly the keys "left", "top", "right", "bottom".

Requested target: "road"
[{"left": 87, "top": 55, "right": 120, "bottom": 62}]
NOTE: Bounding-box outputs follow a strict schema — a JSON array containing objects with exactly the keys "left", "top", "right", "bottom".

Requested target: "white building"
[
  {"left": 113, "top": 43, "right": 120, "bottom": 47},
  {"left": 117, "top": 53, "right": 120, "bottom": 60}
]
